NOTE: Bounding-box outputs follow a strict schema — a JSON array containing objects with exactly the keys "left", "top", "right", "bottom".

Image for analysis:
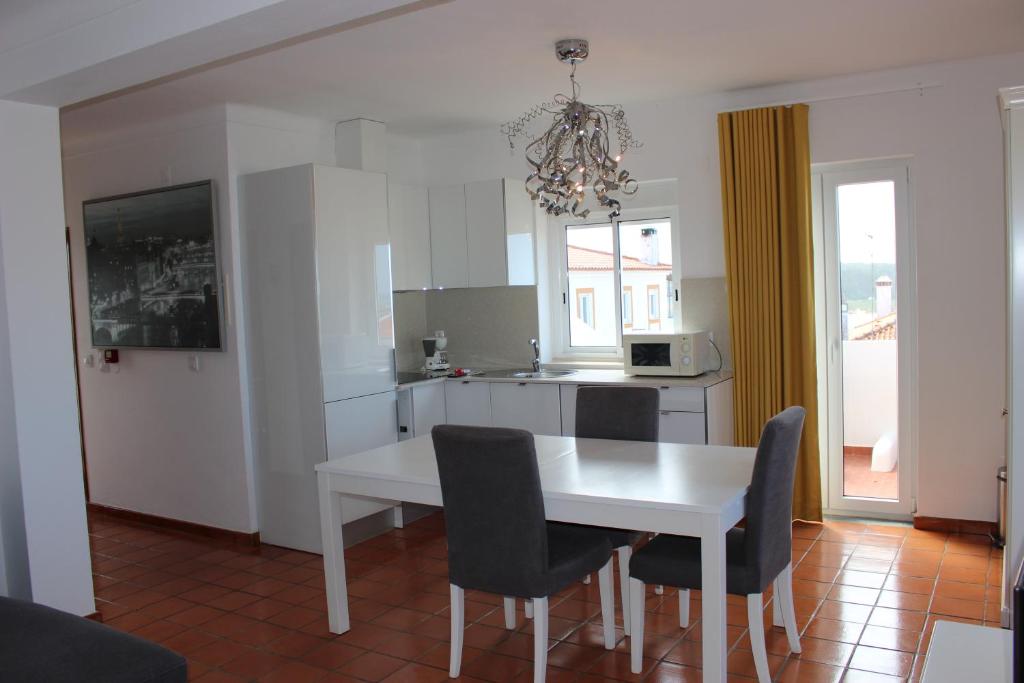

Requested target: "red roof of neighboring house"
[
  {"left": 850, "top": 312, "right": 897, "bottom": 341},
  {"left": 567, "top": 244, "right": 672, "bottom": 272}
]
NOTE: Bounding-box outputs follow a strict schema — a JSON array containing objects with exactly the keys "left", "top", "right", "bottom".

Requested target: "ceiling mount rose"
[{"left": 555, "top": 38, "right": 589, "bottom": 65}]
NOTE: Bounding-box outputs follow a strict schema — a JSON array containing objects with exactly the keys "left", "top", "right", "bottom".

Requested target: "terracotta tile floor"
[{"left": 88, "top": 511, "right": 1004, "bottom": 683}]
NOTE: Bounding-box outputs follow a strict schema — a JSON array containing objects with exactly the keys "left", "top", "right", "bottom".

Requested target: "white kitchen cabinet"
[
  {"left": 241, "top": 163, "right": 395, "bottom": 553},
  {"left": 444, "top": 380, "right": 492, "bottom": 426},
  {"left": 490, "top": 382, "right": 562, "bottom": 436},
  {"left": 425, "top": 178, "right": 535, "bottom": 290},
  {"left": 398, "top": 382, "right": 447, "bottom": 440},
  {"left": 466, "top": 179, "right": 508, "bottom": 287},
  {"left": 388, "top": 182, "right": 432, "bottom": 291},
  {"left": 658, "top": 411, "right": 707, "bottom": 445},
  {"left": 428, "top": 184, "right": 469, "bottom": 288},
  {"left": 325, "top": 392, "right": 399, "bottom": 523},
  {"left": 560, "top": 384, "right": 579, "bottom": 436}
]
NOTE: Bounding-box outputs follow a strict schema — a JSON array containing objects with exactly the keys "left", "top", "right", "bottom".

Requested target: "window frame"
[{"left": 553, "top": 208, "right": 680, "bottom": 361}]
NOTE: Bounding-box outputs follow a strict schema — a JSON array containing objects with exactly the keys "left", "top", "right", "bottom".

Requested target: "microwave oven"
[{"left": 623, "top": 332, "right": 710, "bottom": 377}]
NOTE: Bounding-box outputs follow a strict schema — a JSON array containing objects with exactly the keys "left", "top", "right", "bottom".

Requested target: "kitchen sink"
[{"left": 479, "top": 368, "right": 577, "bottom": 379}]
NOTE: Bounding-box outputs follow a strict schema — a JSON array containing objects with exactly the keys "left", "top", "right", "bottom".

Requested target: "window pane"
[
  {"left": 619, "top": 219, "right": 672, "bottom": 334},
  {"left": 566, "top": 225, "right": 616, "bottom": 347}
]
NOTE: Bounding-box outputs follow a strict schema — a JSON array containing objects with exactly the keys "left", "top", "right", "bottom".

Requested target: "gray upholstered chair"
[
  {"left": 573, "top": 385, "right": 659, "bottom": 636},
  {"left": 627, "top": 406, "right": 806, "bottom": 683},
  {"left": 431, "top": 425, "right": 617, "bottom": 683}
]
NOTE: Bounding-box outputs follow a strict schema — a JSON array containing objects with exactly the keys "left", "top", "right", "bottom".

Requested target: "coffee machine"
[{"left": 422, "top": 330, "right": 450, "bottom": 372}]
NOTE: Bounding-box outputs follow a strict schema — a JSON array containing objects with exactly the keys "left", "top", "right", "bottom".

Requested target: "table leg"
[
  {"left": 700, "top": 514, "right": 727, "bottom": 683},
  {"left": 318, "top": 471, "right": 350, "bottom": 633}
]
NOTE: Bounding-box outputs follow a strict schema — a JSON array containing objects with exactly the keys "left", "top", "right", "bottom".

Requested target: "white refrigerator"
[{"left": 241, "top": 164, "right": 398, "bottom": 553}]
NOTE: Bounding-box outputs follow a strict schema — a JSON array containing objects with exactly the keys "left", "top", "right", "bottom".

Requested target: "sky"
[{"left": 837, "top": 180, "right": 897, "bottom": 264}]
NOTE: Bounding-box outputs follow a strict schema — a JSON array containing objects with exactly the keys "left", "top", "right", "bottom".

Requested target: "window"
[
  {"left": 622, "top": 286, "right": 633, "bottom": 328},
  {"left": 647, "top": 284, "right": 660, "bottom": 329},
  {"left": 576, "top": 288, "right": 595, "bottom": 328},
  {"left": 562, "top": 217, "right": 674, "bottom": 353}
]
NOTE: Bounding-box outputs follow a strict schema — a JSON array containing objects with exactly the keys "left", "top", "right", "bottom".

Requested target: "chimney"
[
  {"left": 875, "top": 275, "right": 893, "bottom": 316},
  {"left": 335, "top": 118, "right": 387, "bottom": 172},
  {"left": 640, "top": 227, "right": 659, "bottom": 265}
]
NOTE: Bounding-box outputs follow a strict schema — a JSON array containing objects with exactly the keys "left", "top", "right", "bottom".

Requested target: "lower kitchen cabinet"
[
  {"left": 490, "top": 382, "right": 561, "bottom": 436},
  {"left": 397, "top": 382, "right": 447, "bottom": 440},
  {"left": 324, "top": 391, "right": 399, "bottom": 525},
  {"left": 658, "top": 410, "right": 706, "bottom": 444},
  {"left": 444, "top": 379, "right": 492, "bottom": 426}
]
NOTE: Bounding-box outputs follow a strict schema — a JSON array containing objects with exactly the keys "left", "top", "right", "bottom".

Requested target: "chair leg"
[
  {"left": 746, "top": 593, "right": 771, "bottom": 683},
  {"left": 629, "top": 578, "right": 645, "bottom": 674},
  {"left": 597, "top": 558, "right": 616, "bottom": 649},
  {"left": 678, "top": 589, "right": 689, "bottom": 628},
  {"left": 525, "top": 599, "right": 534, "bottom": 619},
  {"left": 533, "top": 596, "right": 549, "bottom": 683},
  {"left": 779, "top": 563, "right": 802, "bottom": 653},
  {"left": 654, "top": 584, "right": 664, "bottom": 595},
  {"left": 582, "top": 574, "right": 591, "bottom": 584},
  {"left": 617, "top": 546, "right": 632, "bottom": 636},
  {"left": 503, "top": 597, "right": 516, "bottom": 630},
  {"left": 449, "top": 584, "right": 464, "bottom": 678},
  {"left": 772, "top": 578, "right": 784, "bottom": 627}
]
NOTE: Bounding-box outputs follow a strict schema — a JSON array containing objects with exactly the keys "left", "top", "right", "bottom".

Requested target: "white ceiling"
[{"left": 61, "top": 0, "right": 1024, "bottom": 141}]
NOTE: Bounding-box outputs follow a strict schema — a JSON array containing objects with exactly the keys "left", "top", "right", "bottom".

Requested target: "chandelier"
[{"left": 501, "top": 39, "right": 641, "bottom": 220}]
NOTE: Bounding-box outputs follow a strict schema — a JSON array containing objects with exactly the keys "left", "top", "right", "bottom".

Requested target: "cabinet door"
[
  {"left": 412, "top": 382, "right": 447, "bottom": 437},
  {"left": 658, "top": 411, "right": 706, "bottom": 444},
  {"left": 559, "top": 384, "right": 578, "bottom": 436},
  {"left": 389, "top": 182, "right": 431, "bottom": 291},
  {"left": 325, "top": 392, "right": 398, "bottom": 524},
  {"left": 313, "top": 166, "right": 393, "bottom": 402},
  {"left": 465, "top": 179, "right": 507, "bottom": 287},
  {"left": 428, "top": 184, "right": 469, "bottom": 288},
  {"left": 490, "top": 382, "right": 562, "bottom": 436},
  {"left": 503, "top": 178, "right": 536, "bottom": 286},
  {"left": 444, "top": 380, "right": 491, "bottom": 426}
]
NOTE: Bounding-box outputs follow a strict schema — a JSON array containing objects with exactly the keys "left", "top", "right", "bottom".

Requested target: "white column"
[{"left": 0, "top": 100, "right": 93, "bottom": 615}]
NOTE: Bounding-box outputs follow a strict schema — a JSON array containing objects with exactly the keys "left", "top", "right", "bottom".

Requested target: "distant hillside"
[{"left": 840, "top": 262, "right": 896, "bottom": 303}]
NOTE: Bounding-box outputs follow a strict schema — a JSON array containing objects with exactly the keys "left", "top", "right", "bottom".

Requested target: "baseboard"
[
  {"left": 84, "top": 611, "right": 103, "bottom": 622},
  {"left": 88, "top": 503, "right": 260, "bottom": 547},
  {"left": 843, "top": 445, "right": 874, "bottom": 456},
  {"left": 913, "top": 515, "right": 997, "bottom": 536}
]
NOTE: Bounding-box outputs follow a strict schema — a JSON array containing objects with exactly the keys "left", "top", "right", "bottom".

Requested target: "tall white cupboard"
[{"left": 241, "top": 164, "right": 398, "bottom": 553}]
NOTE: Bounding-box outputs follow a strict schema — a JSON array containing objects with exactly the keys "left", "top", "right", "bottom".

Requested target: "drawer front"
[
  {"left": 490, "top": 382, "right": 562, "bottom": 436},
  {"left": 444, "top": 380, "right": 492, "bottom": 426},
  {"left": 658, "top": 411, "right": 707, "bottom": 445},
  {"left": 657, "top": 386, "right": 706, "bottom": 413}
]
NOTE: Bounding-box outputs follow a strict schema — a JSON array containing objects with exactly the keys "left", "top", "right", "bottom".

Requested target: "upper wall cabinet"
[
  {"left": 420, "top": 178, "right": 535, "bottom": 290},
  {"left": 388, "top": 182, "right": 432, "bottom": 291},
  {"left": 428, "top": 183, "right": 470, "bottom": 289}
]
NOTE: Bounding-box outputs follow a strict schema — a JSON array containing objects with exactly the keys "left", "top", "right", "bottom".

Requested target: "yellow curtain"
[{"left": 718, "top": 104, "right": 822, "bottom": 522}]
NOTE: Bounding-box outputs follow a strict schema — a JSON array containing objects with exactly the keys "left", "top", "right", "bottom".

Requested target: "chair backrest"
[
  {"left": 431, "top": 424, "right": 550, "bottom": 597},
  {"left": 743, "top": 406, "right": 806, "bottom": 591},
  {"left": 574, "top": 386, "right": 660, "bottom": 442}
]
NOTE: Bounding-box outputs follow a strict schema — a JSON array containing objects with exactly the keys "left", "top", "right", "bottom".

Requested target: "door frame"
[{"left": 812, "top": 157, "right": 919, "bottom": 518}]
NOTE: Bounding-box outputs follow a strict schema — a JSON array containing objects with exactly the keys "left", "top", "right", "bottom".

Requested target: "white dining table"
[{"left": 316, "top": 434, "right": 756, "bottom": 683}]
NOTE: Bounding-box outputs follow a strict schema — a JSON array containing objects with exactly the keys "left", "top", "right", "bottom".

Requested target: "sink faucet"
[{"left": 530, "top": 338, "right": 541, "bottom": 372}]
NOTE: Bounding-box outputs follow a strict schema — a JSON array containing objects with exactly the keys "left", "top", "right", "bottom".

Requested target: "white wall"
[
  {"left": 63, "top": 106, "right": 259, "bottom": 533},
  {"left": 418, "top": 51, "right": 1024, "bottom": 522},
  {"left": 0, "top": 99, "right": 94, "bottom": 614},
  {"left": 842, "top": 341, "right": 899, "bottom": 446}
]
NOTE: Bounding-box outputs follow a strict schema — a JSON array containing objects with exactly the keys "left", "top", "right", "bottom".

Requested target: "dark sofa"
[{"left": 0, "top": 596, "right": 186, "bottom": 682}]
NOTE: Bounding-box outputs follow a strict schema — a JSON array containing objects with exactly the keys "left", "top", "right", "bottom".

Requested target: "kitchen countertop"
[{"left": 396, "top": 368, "right": 732, "bottom": 390}]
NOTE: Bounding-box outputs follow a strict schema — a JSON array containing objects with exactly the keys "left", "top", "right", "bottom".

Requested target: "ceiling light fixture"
[{"left": 502, "top": 38, "right": 642, "bottom": 219}]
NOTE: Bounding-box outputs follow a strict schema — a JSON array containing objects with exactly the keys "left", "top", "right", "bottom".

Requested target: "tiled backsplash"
[
  {"left": 394, "top": 286, "right": 540, "bottom": 371},
  {"left": 393, "top": 278, "right": 731, "bottom": 373}
]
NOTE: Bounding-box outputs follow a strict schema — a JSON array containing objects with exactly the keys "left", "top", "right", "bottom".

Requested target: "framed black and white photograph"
[{"left": 83, "top": 180, "right": 222, "bottom": 350}]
